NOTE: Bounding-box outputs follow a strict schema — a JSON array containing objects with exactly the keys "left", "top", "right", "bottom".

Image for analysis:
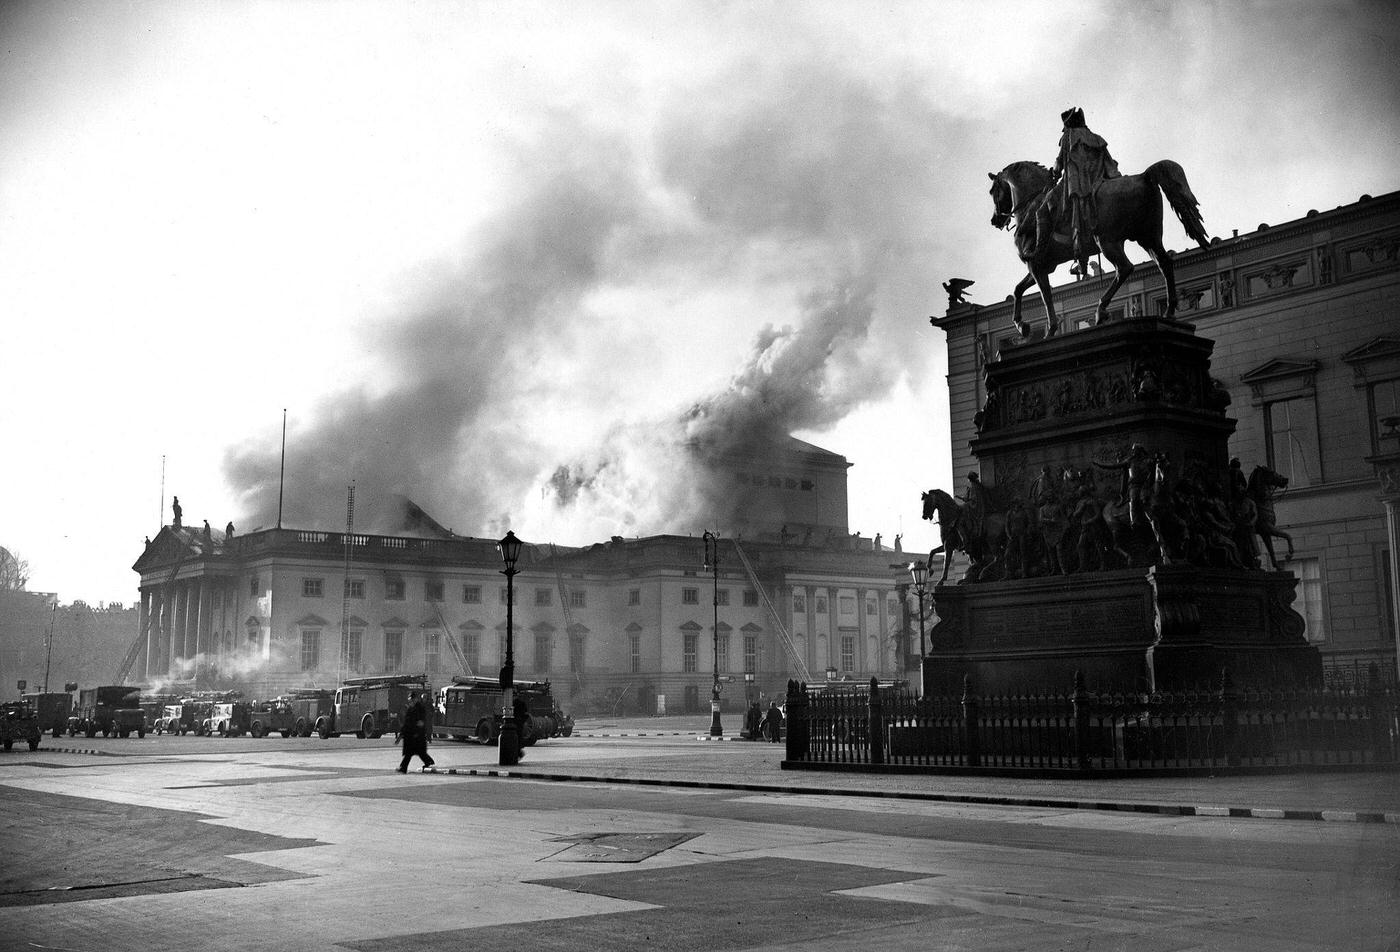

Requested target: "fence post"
[
  {"left": 1072, "top": 670, "right": 1091, "bottom": 773},
  {"left": 1220, "top": 667, "right": 1240, "bottom": 768},
  {"left": 785, "top": 679, "right": 808, "bottom": 762},
  {"left": 868, "top": 677, "right": 884, "bottom": 765},
  {"left": 961, "top": 673, "right": 980, "bottom": 768}
]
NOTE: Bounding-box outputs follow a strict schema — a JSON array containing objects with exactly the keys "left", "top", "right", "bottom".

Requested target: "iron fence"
[{"left": 783, "top": 670, "right": 1400, "bottom": 774}]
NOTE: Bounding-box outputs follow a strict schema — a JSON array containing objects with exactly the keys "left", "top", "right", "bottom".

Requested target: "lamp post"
[
  {"left": 703, "top": 531, "right": 723, "bottom": 737},
  {"left": 497, "top": 530, "right": 522, "bottom": 766},
  {"left": 909, "top": 560, "right": 929, "bottom": 695}
]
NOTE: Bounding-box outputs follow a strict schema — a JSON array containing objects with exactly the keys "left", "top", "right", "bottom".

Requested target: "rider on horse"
[{"left": 1041, "top": 107, "right": 1121, "bottom": 276}]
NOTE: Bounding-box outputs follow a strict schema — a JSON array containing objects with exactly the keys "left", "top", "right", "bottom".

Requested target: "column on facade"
[
  {"left": 169, "top": 583, "right": 184, "bottom": 669},
  {"left": 137, "top": 590, "right": 150, "bottom": 683},
  {"left": 182, "top": 582, "right": 195, "bottom": 665},
  {"left": 803, "top": 584, "right": 817, "bottom": 676},
  {"left": 1384, "top": 495, "right": 1400, "bottom": 679},
  {"left": 855, "top": 587, "right": 868, "bottom": 675},
  {"left": 196, "top": 578, "right": 209, "bottom": 663}
]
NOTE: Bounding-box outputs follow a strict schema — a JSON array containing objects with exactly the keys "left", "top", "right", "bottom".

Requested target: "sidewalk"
[{"left": 517, "top": 716, "right": 1400, "bottom": 823}]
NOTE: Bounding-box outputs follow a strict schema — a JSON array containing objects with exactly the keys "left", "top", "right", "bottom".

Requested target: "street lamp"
[
  {"left": 909, "top": 560, "right": 929, "bottom": 695},
  {"left": 702, "top": 531, "right": 723, "bottom": 737},
  {"left": 497, "top": 530, "right": 522, "bottom": 766}
]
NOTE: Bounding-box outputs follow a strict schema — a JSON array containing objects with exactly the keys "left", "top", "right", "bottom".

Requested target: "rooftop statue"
[
  {"left": 987, "top": 107, "right": 1211, "bottom": 338},
  {"left": 942, "top": 277, "right": 975, "bottom": 308}
]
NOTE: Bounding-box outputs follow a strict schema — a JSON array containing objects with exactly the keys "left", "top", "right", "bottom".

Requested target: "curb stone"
[{"left": 437, "top": 767, "right": 1400, "bottom": 824}]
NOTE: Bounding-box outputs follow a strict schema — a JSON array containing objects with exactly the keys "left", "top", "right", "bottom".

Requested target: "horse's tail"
[{"left": 1145, "top": 159, "right": 1210, "bottom": 249}]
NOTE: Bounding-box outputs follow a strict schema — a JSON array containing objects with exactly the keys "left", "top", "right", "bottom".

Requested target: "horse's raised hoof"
[{"left": 1014, "top": 321, "right": 1030, "bottom": 339}]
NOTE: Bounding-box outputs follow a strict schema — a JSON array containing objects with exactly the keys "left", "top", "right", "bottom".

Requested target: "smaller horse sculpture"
[
  {"left": 1248, "top": 465, "right": 1294, "bottom": 568},
  {"left": 988, "top": 159, "right": 1210, "bottom": 338},
  {"left": 921, "top": 488, "right": 1007, "bottom": 584}
]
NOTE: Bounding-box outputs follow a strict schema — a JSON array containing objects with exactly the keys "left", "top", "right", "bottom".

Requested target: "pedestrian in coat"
[{"left": 397, "top": 692, "right": 435, "bottom": 773}]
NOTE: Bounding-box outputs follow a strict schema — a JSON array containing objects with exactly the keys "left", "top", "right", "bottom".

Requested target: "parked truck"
[
  {"left": 20, "top": 692, "right": 72, "bottom": 739},
  {"left": 71, "top": 686, "right": 145, "bottom": 738},
  {"left": 246, "top": 697, "right": 303, "bottom": 738},
  {"left": 319, "top": 675, "right": 428, "bottom": 739},
  {"left": 1, "top": 701, "right": 42, "bottom": 751},
  {"left": 435, "top": 676, "right": 572, "bottom": 746}
]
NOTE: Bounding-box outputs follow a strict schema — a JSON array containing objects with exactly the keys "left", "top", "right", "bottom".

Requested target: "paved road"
[{"left": 1, "top": 730, "right": 1397, "bottom": 951}]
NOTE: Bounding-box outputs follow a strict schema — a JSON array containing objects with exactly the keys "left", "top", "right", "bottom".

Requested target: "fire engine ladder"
[
  {"left": 429, "top": 602, "right": 474, "bottom": 677},
  {"left": 550, "top": 546, "right": 583, "bottom": 686},
  {"left": 116, "top": 540, "right": 191, "bottom": 684},
  {"left": 731, "top": 540, "right": 811, "bottom": 683}
]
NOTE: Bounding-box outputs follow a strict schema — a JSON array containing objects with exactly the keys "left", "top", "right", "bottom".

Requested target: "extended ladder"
[
  {"left": 731, "top": 540, "right": 811, "bottom": 683},
  {"left": 430, "top": 602, "right": 474, "bottom": 677},
  {"left": 550, "top": 545, "right": 583, "bottom": 686}
]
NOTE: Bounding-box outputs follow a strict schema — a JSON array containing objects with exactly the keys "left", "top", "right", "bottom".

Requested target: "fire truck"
[
  {"left": 435, "top": 676, "right": 573, "bottom": 746},
  {"left": 138, "top": 693, "right": 179, "bottom": 734},
  {"left": 318, "top": 674, "right": 428, "bottom": 739},
  {"left": 247, "top": 694, "right": 329, "bottom": 739},
  {"left": 71, "top": 686, "right": 145, "bottom": 738},
  {"left": 20, "top": 691, "right": 72, "bottom": 739},
  {"left": 155, "top": 700, "right": 202, "bottom": 735},
  {"left": 204, "top": 700, "right": 252, "bottom": 737}
]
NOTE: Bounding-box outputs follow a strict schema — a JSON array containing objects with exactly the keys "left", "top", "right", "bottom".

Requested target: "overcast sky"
[{"left": 3, "top": 0, "right": 1398, "bottom": 605}]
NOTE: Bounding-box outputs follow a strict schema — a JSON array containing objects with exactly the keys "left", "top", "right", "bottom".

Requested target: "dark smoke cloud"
[{"left": 223, "top": 50, "right": 962, "bottom": 541}]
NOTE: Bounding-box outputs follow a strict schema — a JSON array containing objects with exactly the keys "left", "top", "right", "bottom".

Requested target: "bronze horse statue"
[
  {"left": 988, "top": 159, "right": 1211, "bottom": 338},
  {"left": 1248, "top": 464, "right": 1294, "bottom": 568},
  {"left": 921, "top": 488, "right": 1007, "bottom": 583}
]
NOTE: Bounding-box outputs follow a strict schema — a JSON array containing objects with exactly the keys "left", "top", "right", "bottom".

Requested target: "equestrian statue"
[{"left": 987, "top": 107, "right": 1211, "bottom": 338}]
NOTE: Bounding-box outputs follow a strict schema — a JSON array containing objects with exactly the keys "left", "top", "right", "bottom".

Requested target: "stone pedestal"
[
  {"left": 924, "top": 565, "right": 1321, "bottom": 693},
  {"left": 925, "top": 317, "right": 1321, "bottom": 693}
]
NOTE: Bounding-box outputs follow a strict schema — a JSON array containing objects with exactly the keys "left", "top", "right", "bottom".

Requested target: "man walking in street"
[{"left": 396, "top": 691, "right": 435, "bottom": 774}]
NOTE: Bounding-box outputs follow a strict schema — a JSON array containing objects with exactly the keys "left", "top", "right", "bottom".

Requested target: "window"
[
  {"left": 682, "top": 587, "right": 699, "bottom": 605},
  {"left": 815, "top": 596, "right": 828, "bottom": 614},
  {"left": 463, "top": 584, "right": 481, "bottom": 604},
  {"left": 386, "top": 577, "right": 405, "bottom": 600},
  {"left": 1369, "top": 378, "right": 1400, "bottom": 453},
  {"left": 793, "top": 593, "right": 807, "bottom": 613},
  {"left": 717, "top": 632, "right": 730, "bottom": 672},
  {"left": 425, "top": 631, "right": 441, "bottom": 673},
  {"left": 1294, "top": 558, "right": 1326, "bottom": 645},
  {"left": 1265, "top": 396, "right": 1321, "bottom": 488},
  {"left": 628, "top": 588, "right": 641, "bottom": 606},
  {"left": 866, "top": 599, "right": 878, "bottom": 616},
  {"left": 345, "top": 630, "right": 363, "bottom": 672},
  {"left": 249, "top": 576, "right": 259, "bottom": 598},
  {"left": 536, "top": 588, "right": 552, "bottom": 606},
  {"left": 462, "top": 632, "right": 480, "bottom": 671},
  {"left": 744, "top": 635, "right": 757, "bottom": 674},
  {"left": 569, "top": 633, "right": 586, "bottom": 673},
  {"left": 838, "top": 596, "right": 856, "bottom": 615},
  {"left": 570, "top": 589, "right": 586, "bottom": 608},
  {"left": 384, "top": 631, "right": 403, "bottom": 672},
  {"left": 629, "top": 634, "right": 641, "bottom": 674},
  {"left": 245, "top": 620, "right": 260, "bottom": 649},
  {"left": 716, "top": 589, "right": 729, "bottom": 606},
  {"left": 302, "top": 578, "right": 324, "bottom": 598},
  {"left": 425, "top": 580, "right": 445, "bottom": 602},
  {"left": 534, "top": 634, "right": 552, "bottom": 673},
  {"left": 345, "top": 579, "right": 365, "bottom": 599},
  {"left": 300, "top": 629, "right": 320, "bottom": 670},
  {"left": 840, "top": 635, "right": 855, "bottom": 673},
  {"left": 499, "top": 586, "right": 517, "bottom": 605},
  {"left": 743, "top": 589, "right": 759, "bottom": 607},
  {"left": 683, "top": 633, "right": 698, "bottom": 672}
]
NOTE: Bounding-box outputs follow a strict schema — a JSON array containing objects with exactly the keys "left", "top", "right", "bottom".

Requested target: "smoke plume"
[{"left": 222, "top": 51, "right": 957, "bottom": 542}]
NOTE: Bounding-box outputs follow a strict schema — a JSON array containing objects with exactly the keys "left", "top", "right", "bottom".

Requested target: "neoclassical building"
[
  {"left": 130, "top": 441, "right": 913, "bottom": 710},
  {"left": 932, "top": 188, "right": 1400, "bottom": 677}
]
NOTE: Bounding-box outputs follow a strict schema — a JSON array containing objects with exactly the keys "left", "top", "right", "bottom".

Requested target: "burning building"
[{"left": 130, "top": 438, "right": 916, "bottom": 711}]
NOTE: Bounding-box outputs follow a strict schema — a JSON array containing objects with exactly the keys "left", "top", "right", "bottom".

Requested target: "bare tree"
[{"left": 0, "top": 546, "right": 30, "bottom": 591}]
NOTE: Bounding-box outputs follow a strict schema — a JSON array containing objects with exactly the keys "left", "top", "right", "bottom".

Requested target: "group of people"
[{"left": 745, "top": 701, "right": 785, "bottom": 743}]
